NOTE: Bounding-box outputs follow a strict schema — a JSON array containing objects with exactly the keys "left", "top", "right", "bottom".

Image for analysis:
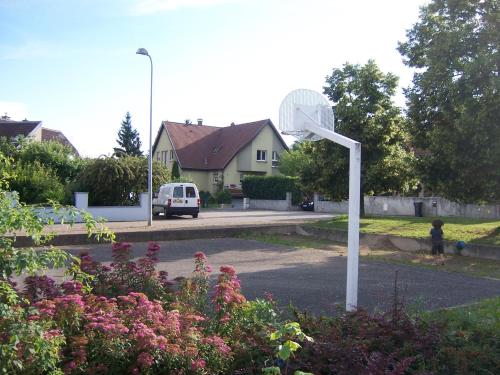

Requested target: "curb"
[{"left": 13, "top": 224, "right": 298, "bottom": 247}]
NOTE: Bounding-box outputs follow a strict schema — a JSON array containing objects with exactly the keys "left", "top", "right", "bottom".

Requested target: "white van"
[{"left": 152, "top": 183, "right": 200, "bottom": 218}]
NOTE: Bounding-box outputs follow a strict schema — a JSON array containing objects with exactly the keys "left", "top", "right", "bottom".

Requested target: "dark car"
[{"left": 300, "top": 200, "right": 314, "bottom": 211}]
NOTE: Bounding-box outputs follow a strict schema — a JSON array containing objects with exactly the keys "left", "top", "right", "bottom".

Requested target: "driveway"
[{"left": 55, "top": 238, "right": 500, "bottom": 315}]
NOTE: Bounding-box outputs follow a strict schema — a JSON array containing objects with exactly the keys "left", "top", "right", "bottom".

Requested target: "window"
[
  {"left": 170, "top": 150, "right": 174, "bottom": 160},
  {"left": 186, "top": 186, "right": 196, "bottom": 198},
  {"left": 272, "top": 151, "right": 280, "bottom": 167},
  {"left": 256, "top": 150, "right": 267, "bottom": 162},
  {"left": 173, "top": 186, "right": 183, "bottom": 198},
  {"left": 161, "top": 151, "right": 167, "bottom": 165},
  {"left": 213, "top": 172, "right": 219, "bottom": 184}
]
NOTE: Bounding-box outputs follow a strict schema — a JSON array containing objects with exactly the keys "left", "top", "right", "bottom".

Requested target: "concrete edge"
[{"left": 12, "top": 224, "right": 299, "bottom": 247}]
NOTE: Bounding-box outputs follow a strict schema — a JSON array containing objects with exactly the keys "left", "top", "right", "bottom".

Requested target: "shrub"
[
  {"left": 10, "top": 161, "right": 65, "bottom": 204},
  {"left": 17, "top": 140, "right": 82, "bottom": 183},
  {"left": 242, "top": 175, "right": 302, "bottom": 204},
  {"left": 215, "top": 189, "right": 232, "bottom": 204},
  {"left": 199, "top": 190, "right": 212, "bottom": 207},
  {"left": 75, "top": 157, "right": 169, "bottom": 206}
]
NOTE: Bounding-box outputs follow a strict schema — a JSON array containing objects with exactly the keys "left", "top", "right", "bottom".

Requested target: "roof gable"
[
  {"left": 158, "top": 119, "right": 286, "bottom": 170},
  {"left": 0, "top": 119, "right": 78, "bottom": 155},
  {"left": 0, "top": 120, "right": 41, "bottom": 138},
  {"left": 41, "top": 128, "right": 79, "bottom": 156}
]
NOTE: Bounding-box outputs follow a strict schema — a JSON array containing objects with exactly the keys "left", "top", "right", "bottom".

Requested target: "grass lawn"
[
  {"left": 425, "top": 296, "right": 500, "bottom": 333},
  {"left": 240, "top": 233, "right": 500, "bottom": 279},
  {"left": 310, "top": 215, "right": 500, "bottom": 246}
]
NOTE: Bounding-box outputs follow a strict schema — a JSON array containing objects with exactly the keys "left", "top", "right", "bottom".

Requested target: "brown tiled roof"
[
  {"left": 41, "top": 128, "right": 79, "bottom": 156},
  {"left": 159, "top": 119, "right": 286, "bottom": 170},
  {"left": 0, "top": 119, "right": 78, "bottom": 155},
  {"left": 0, "top": 120, "right": 41, "bottom": 138}
]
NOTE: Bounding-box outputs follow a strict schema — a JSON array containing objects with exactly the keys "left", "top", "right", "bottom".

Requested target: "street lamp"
[{"left": 136, "top": 47, "right": 153, "bottom": 226}]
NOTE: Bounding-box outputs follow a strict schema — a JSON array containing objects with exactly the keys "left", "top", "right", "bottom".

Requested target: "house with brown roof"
[
  {"left": 0, "top": 114, "right": 79, "bottom": 155},
  {"left": 152, "top": 119, "right": 288, "bottom": 194}
]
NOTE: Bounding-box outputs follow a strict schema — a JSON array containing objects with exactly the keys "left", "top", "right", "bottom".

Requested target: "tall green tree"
[
  {"left": 279, "top": 141, "right": 316, "bottom": 198},
  {"left": 398, "top": 0, "right": 500, "bottom": 202},
  {"left": 289, "top": 61, "right": 416, "bottom": 214},
  {"left": 171, "top": 160, "right": 180, "bottom": 180},
  {"left": 114, "top": 112, "right": 143, "bottom": 157}
]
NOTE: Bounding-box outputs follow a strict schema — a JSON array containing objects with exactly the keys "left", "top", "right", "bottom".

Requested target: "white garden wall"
[
  {"left": 313, "top": 194, "right": 500, "bottom": 219},
  {"left": 74, "top": 192, "right": 148, "bottom": 222}
]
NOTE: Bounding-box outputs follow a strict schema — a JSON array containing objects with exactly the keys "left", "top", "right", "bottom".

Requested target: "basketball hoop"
[{"left": 279, "top": 89, "right": 361, "bottom": 312}]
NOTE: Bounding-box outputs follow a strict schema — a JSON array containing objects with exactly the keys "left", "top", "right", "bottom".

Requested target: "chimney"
[{"left": 197, "top": 118, "right": 203, "bottom": 126}]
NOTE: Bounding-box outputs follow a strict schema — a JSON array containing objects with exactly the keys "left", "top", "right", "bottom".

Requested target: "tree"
[
  {"left": 171, "top": 160, "right": 180, "bottom": 180},
  {"left": 290, "top": 61, "right": 417, "bottom": 214},
  {"left": 398, "top": 0, "right": 500, "bottom": 202},
  {"left": 114, "top": 112, "right": 143, "bottom": 157},
  {"left": 17, "top": 140, "right": 82, "bottom": 183},
  {"left": 0, "top": 138, "right": 83, "bottom": 204},
  {"left": 279, "top": 142, "right": 316, "bottom": 198}
]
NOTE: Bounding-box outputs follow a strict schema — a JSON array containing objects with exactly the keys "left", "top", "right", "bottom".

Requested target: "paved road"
[
  {"left": 55, "top": 238, "right": 500, "bottom": 315},
  {"left": 44, "top": 210, "right": 333, "bottom": 235}
]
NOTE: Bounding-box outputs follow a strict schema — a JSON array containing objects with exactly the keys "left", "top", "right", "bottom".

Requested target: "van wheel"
[{"left": 192, "top": 214, "right": 198, "bottom": 218}]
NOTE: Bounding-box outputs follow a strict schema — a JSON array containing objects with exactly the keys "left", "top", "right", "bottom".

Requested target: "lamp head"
[{"left": 136, "top": 48, "right": 149, "bottom": 56}]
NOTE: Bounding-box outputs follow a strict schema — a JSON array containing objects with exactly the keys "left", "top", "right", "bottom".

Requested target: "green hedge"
[{"left": 242, "top": 175, "right": 302, "bottom": 204}]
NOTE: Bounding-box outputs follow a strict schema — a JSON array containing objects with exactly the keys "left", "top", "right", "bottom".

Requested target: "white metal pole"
[
  {"left": 147, "top": 55, "right": 153, "bottom": 227},
  {"left": 346, "top": 142, "right": 361, "bottom": 310}
]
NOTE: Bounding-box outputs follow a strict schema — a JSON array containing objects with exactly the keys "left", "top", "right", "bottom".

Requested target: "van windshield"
[
  {"left": 173, "top": 186, "right": 183, "bottom": 198},
  {"left": 186, "top": 187, "right": 196, "bottom": 198}
]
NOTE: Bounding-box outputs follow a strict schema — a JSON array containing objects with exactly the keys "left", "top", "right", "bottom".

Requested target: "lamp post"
[{"left": 136, "top": 47, "right": 153, "bottom": 226}]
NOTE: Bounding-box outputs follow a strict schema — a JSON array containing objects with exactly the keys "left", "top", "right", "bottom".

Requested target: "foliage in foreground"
[{"left": 2, "top": 241, "right": 499, "bottom": 374}]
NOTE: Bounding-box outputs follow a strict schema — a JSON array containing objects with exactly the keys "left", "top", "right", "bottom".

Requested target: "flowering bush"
[
  {"left": 78, "top": 241, "right": 174, "bottom": 302},
  {"left": 1, "top": 242, "right": 284, "bottom": 374}
]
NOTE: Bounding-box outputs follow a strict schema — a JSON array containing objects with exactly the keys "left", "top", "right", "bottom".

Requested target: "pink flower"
[
  {"left": 44, "top": 329, "right": 62, "bottom": 340},
  {"left": 203, "top": 335, "right": 231, "bottom": 356},
  {"left": 194, "top": 251, "right": 207, "bottom": 260},
  {"left": 191, "top": 358, "right": 206, "bottom": 370},
  {"left": 220, "top": 265, "right": 236, "bottom": 276},
  {"left": 147, "top": 241, "right": 160, "bottom": 251},
  {"left": 264, "top": 291, "right": 274, "bottom": 302},
  {"left": 61, "top": 281, "right": 83, "bottom": 295},
  {"left": 137, "top": 352, "right": 154, "bottom": 368},
  {"left": 112, "top": 242, "right": 132, "bottom": 251}
]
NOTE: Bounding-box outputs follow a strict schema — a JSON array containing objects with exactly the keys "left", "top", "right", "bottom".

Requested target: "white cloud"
[
  {"left": 0, "top": 101, "right": 28, "bottom": 120},
  {"left": 130, "top": 0, "right": 241, "bottom": 14}
]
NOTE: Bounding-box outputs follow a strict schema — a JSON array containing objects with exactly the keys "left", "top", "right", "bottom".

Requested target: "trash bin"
[{"left": 413, "top": 202, "right": 423, "bottom": 217}]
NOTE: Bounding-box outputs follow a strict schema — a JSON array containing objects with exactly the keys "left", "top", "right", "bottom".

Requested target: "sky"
[{"left": 0, "top": 0, "right": 429, "bottom": 157}]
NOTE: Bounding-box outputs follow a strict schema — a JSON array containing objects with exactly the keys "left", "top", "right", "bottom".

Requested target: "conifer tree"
[
  {"left": 114, "top": 112, "right": 143, "bottom": 157},
  {"left": 171, "top": 160, "right": 180, "bottom": 180}
]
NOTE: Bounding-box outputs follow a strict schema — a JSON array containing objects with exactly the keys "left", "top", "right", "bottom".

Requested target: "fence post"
[
  {"left": 314, "top": 192, "right": 319, "bottom": 212},
  {"left": 74, "top": 192, "right": 89, "bottom": 210},
  {"left": 286, "top": 192, "right": 292, "bottom": 211}
]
